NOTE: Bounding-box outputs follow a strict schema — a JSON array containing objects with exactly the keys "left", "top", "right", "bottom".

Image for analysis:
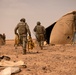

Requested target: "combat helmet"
[
  {"left": 20, "top": 18, "right": 25, "bottom": 22},
  {"left": 37, "top": 21, "right": 41, "bottom": 25}
]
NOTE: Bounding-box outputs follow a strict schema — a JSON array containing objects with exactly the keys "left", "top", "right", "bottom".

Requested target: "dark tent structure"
[
  {"left": 45, "top": 22, "right": 56, "bottom": 44},
  {"left": 0, "top": 34, "right": 5, "bottom": 45}
]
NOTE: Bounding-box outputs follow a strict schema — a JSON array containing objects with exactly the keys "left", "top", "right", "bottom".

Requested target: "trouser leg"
[
  {"left": 22, "top": 36, "right": 27, "bottom": 54},
  {"left": 41, "top": 41, "right": 44, "bottom": 49},
  {"left": 39, "top": 35, "right": 44, "bottom": 50}
]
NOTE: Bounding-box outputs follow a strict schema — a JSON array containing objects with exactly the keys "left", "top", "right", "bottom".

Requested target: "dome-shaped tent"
[{"left": 46, "top": 11, "right": 76, "bottom": 44}]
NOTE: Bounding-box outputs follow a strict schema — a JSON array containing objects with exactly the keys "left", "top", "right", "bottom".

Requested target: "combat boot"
[{"left": 23, "top": 49, "right": 26, "bottom": 54}]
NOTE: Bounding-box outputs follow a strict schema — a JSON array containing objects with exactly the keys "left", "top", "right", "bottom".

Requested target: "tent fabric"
[
  {"left": 49, "top": 11, "right": 76, "bottom": 44},
  {"left": 0, "top": 60, "right": 25, "bottom": 67}
]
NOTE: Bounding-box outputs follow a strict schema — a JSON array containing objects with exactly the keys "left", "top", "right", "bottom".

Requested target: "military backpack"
[
  {"left": 36, "top": 25, "right": 45, "bottom": 34},
  {"left": 18, "top": 23, "right": 27, "bottom": 35}
]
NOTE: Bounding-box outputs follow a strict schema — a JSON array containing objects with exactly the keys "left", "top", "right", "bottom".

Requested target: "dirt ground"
[{"left": 0, "top": 40, "right": 76, "bottom": 75}]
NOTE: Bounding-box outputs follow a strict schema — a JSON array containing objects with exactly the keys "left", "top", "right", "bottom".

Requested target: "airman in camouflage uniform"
[
  {"left": 14, "top": 18, "right": 31, "bottom": 54},
  {"left": 72, "top": 12, "right": 76, "bottom": 44},
  {"left": 34, "top": 21, "right": 46, "bottom": 49}
]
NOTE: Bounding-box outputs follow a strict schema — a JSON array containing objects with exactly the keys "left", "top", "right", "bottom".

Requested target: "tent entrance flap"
[{"left": 45, "top": 22, "right": 56, "bottom": 44}]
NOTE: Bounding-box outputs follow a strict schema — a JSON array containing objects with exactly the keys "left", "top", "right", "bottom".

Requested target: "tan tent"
[{"left": 46, "top": 11, "right": 76, "bottom": 44}]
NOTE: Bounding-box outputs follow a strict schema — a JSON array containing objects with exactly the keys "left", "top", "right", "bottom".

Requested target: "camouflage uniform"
[
  {"left": 34, "top": 22, "right": 46, "bottom": 49},
  {"left": 14, "top": 18, "right": 31, "bottom": 54},
  {"left": 74, "top": 13, "right": 76, "bottom": 30}
]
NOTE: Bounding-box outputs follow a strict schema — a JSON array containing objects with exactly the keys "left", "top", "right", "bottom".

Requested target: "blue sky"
[{"left": 0, "top": 0, "right": 76, "bottom": 39}]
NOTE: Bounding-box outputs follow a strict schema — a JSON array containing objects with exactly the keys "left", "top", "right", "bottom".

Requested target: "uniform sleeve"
[
  {"left": 14, "top": 24, "right": 19, "bottom": 35},
  {"left": 42, "top": 26, "right": 45, "bottom": 33},
  {"left": 26, "top": 23, "right": 31, "bottom": 37},
  {"left": 33, "top": 26, "right": 36, "bottom": 32}
]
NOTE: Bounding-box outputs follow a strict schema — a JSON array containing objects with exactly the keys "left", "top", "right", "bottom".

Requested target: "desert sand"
[{"left": 0, "top": 40, "right": 76, "bottom": 75}]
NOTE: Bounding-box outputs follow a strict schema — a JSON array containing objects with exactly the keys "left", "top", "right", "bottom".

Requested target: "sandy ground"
[{"left": 0, "top": 40, "right": 76, "bottom": 75}]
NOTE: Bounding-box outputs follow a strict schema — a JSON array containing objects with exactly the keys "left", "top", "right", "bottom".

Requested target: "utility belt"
[
  {"left": 19, "top": 34, "right": 27, "bottom": 37},
  {"left": 37, "top": 33, "right": 43, "bottom": 34}
]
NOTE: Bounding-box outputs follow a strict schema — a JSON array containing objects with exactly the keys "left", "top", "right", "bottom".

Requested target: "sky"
[{"left": 0, "top": 0, "right": 76, "bottom": 39}]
